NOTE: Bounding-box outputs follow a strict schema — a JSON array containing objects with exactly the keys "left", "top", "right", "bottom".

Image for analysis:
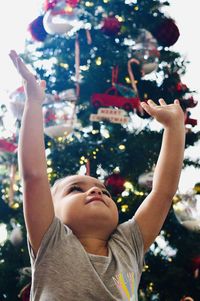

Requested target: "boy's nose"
[{"left": 88, "top": 186, "right": 102, "bottom": 195}]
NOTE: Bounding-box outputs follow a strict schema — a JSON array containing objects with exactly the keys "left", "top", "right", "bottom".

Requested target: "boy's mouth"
[{"left": 86, "top": 196, "right": 106, "bottom": 205}]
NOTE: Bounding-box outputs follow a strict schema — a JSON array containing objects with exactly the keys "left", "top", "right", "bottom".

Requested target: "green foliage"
[{"left": 0, "top": 0, "right": 200, "bottom": 300}]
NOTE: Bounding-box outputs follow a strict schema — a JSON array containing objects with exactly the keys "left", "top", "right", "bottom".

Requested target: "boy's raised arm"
[
  {"left": 134, "top": 99, "right": 185, "bottom": 253},
  {"left": 9, "top": 50, "right": 54, "bottom": 255}
]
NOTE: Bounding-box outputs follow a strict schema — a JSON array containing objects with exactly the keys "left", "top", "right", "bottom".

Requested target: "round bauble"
[
  {"left": 151, "top": 18, "right": 180, "bottom": 47},
  {"left": 101, "top": 16, "right": 121, "bottom": 36},
  {"left": 191, "top": 256, "right": 200, "bottom": 276},
  {"left": 43, "top": 0, "right": 80, "bottom": 35},
  {"left": 173, "top": 192, "right": 200, "bottom": 232},
  {"left": 142, "top": 62, "right": 158, "bottom": 75},
  {"left": 9, "top": 86, "right": 25, "bottom": 120},
  {"left": 10, "top": 226, "right": 23, "bottom": 246},
  {"left": 138, "top": 170, "right": 154, "bottom": 190},
  {"left": 104, "top": 173, "right": 126, "bottom": 196},
  {"left": 43, "top": 101, "right": 76, "bottom": 138},
  {"left": 132, "top": 29, "right": 160, "bottom": 74},
  {"left": 29, "top": 15, "right": 48, "bottom": 42},
  {"left": 19, "top": 283, "right": 31, "bottom": 301},
  {"left": 67, "top": 0, "right": 79, "bottom": 7},
  {"left": 44, "top": 0, "right": 57, "bottom": 11},
  {"left": 0, "top": 139, "right": 17, "bottom": 154}
]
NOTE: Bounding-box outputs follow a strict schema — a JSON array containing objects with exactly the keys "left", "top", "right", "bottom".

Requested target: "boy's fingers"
[
  {"left": 9, "top": 50, "right": 18, "bottom": 59},
  {"left": 16, "top": 57, "right": 30, "bottom": 74},
  {"left": 158, "top": 98, "right": 167, "bottom": 106},
  {"left": 147, "top": 99, "right": 157, "bottom": 107},
  {"left": 9, "top": 49, "right": 43, "bottom": 85},
  {"left": 9, "top": 49, "right": 30, "bottom": 78},
  {"left": 141, "top": 102, "right": 154, "bottom": 116},
  {"left": 174, "top": 99, "right": 180, "bottom": 105},
  {"left": 9, "top": 50, "right": 19, "bottom": 69}
]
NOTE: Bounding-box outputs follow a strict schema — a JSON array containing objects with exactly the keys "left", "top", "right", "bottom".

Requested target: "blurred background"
[{"left": 0, "top": 0, "right": 199, "bottom": 300}]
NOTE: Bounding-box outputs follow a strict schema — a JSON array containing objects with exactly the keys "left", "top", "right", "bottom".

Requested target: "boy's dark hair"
[{"left": 51, "top": 176, "right": 72, "bottom": 199}]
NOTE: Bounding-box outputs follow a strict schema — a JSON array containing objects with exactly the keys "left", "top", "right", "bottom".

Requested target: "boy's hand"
[
  {"left": 141, "top": 98, "right": 185, "bottom": 128},
  {"left": 9, "top": 50, "right": 46, "bottom": 104}
]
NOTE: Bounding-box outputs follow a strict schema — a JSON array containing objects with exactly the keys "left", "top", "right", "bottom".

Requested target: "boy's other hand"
[
  {"left": 9, "top": 50, "right": 46, "bottom": 104},
  {"left": 141, "top": 98, "right": 185, "bottom": 128}
]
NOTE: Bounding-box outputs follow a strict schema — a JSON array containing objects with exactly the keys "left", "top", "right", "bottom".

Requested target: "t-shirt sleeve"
[
  {"left": 115, "top": 216, "right": 145, "bottom": 271},
  {"left": 27, "top": 217, "right": 70, "bottom": 266}
]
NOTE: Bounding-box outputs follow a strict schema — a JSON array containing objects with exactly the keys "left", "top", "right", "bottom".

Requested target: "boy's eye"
[
  {"left": 68, "top": 185, "right": 83, "bottom": 193},
  {"left": 67, "top": 185, "right": 111, "bottom": 197},
  {"left": 102, "top": 190, "right": 111, "bottom": 198}
]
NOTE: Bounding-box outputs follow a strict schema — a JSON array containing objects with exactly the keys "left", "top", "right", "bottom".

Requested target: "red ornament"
[
  {"left": 91, "top": 85, "right": 140, "bottom": 112},
  {"left": 44, "top": 0, "right": 58, "bottom": 11},
  {"left": 191, "top": 256, "right": 200, "bottom": 278},
  {"left": 185, "top": 111, "right": 197, "bottom": 127},
  {"left": 44, "top": 0, "right": 79, "bottom": 11},
  {"left": 176, "top": 82, "right": 188, "bottom": 92},
  {"left": 105, "top": 173, "right": 126, "bottom": 196},
  {"left": 28, "top": 15, "right": 48, "bottom": 42},
  {"left": 152, "top": 18, "right": 180, "bottom": 47},
  {"left": 44, "top": 108, "right": 57, "bottom": 124},
  {"left": 19, "top": 283, "right": 31, "bottom": 301},
  {"left": 183, "top": 96, "right": 198, "bottom": 109},
  {"left": 0, "top": 139, "right": 17, "bottom": 153},
  {"left": 102, "top": 16, "right": 121, "bottom": 36},
  {"left": 67, "top": 0, "right": 79, "bottom": 7}
]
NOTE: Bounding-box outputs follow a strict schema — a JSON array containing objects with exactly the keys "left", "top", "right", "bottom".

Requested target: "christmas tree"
[{"left": 0, "top": 0, "right": 200, "bottom": 300}]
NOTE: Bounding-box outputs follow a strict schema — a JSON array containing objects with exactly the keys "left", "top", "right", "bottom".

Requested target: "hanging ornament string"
[
  {"left": 69, "top": 33, "right": 80, "bottom": 128},
  {"left": 75, "top": 33, "right": 80, "bottom": 98},
  {"left": 9, "top": 163, "right": 17, "bottom": 206},
  {"left": 70, "top": 28, "right": 92, "bottom": 127},
  {"left": 75, "top": 30, "right": 92, "bottom": 97},
  {"left": 68, "top": 24, "right": 92, "bottom": 130},
  {"left": 86, "top": 29, "right": 92, "bottom": 45},
  {"left": 86, "top": 159, "right": 90, "bottom": 176},
  {"left": 112, "top": 65, "right": 119, "bottom": 86}
]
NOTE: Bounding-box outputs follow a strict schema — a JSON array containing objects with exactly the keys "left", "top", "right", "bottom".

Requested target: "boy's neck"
[{"left": 78, "top": 237, "right": 109, "bottom": 256}]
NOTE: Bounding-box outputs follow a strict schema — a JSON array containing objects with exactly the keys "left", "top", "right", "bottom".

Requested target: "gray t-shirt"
[{"left": 28, "top": 216, "right": 144, "bottom": 301}]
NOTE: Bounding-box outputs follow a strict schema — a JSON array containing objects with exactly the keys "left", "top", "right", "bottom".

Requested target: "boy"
[{"left": 9, "top": 50, "right": 185, "bottom": 301}]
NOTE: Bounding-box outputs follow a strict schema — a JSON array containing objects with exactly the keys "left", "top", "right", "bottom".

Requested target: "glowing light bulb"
[
  {"left": 0, "top": 224, "right": 8, "bottom": 245},
  {"left": 96, "top": 57, "right": 102, "bottom": 66},
  {"left": 121, "top": 204, "right": 129, "bottom": 212},
  {"left": 85, "top": 1, "right": 94, "bottom": 7},
  {"left": 47, "top": 167, "right": 53, "bottom": 173}
]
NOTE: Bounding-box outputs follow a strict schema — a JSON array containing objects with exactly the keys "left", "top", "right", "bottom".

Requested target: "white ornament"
[
  {"left": 43, "top": 101, "right": 76, "bottom": 138},
  {"left": 58, "top": 88, "right": 77, "bottom": 102},
  {"left": 138, "top": 170, "right": 154, "bottom": 189},
  {"left": 9, "top": 86, "right": 25, "bottom": 120},
  {"left": 43, "top": 7, "right": 80, "bottom": 35},
  {"left": 142, "top": 62, "right": 158, "bottom": 75},
  {"left": 173, "top": 192, "right": 200, "bottom": 232},
  {"left": 132, "top": 29, "right": 160, "bottom": 75},
  {"left": 10, "top": 227, "right": 23, "bottom": 246}
]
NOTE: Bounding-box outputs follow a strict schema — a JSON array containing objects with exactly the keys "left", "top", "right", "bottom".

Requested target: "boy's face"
[{"left": 52, "top": 175, "right": 119, "bottom": 238}]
